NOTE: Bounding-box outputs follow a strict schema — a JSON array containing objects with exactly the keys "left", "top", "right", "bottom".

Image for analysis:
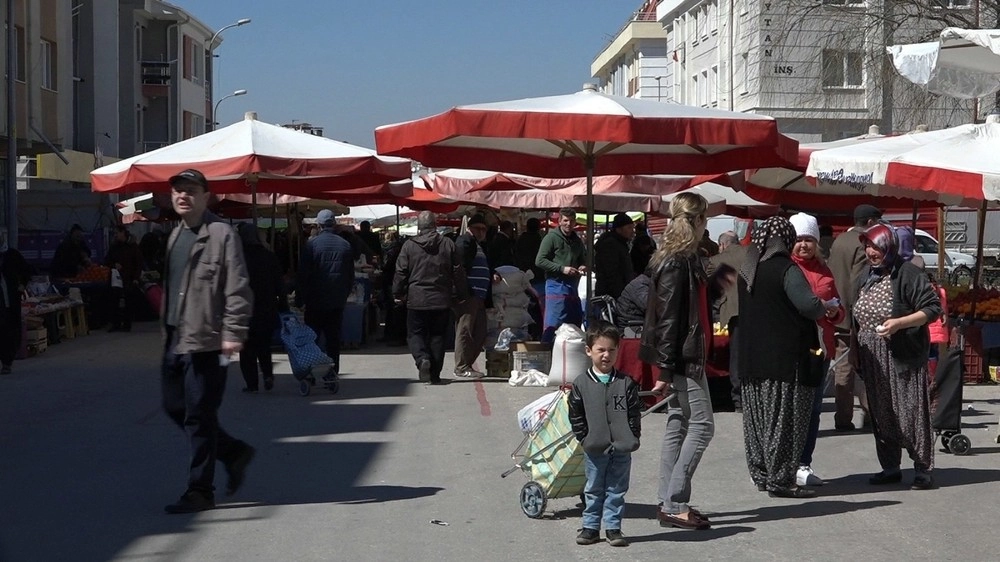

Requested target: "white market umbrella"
[{"left": 887, "top": 28, "right": 1000, "bottom": 99}]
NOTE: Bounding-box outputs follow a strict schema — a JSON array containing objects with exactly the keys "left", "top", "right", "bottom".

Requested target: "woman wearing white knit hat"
[{"left": 789, "top": 212, "right": 845, "bottom": 487}]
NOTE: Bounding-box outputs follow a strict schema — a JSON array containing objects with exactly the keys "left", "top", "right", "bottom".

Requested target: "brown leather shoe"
[
  {"left": 688, "top": 507, "right": 711, "bottom": 522},
  {"left": 657, "top": 511, "right": 711, "bottom": 530}
]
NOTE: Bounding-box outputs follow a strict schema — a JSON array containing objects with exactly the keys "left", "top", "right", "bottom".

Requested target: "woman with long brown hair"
[{"left": 640, "top": 192, "right": 732, "bottom": 530}]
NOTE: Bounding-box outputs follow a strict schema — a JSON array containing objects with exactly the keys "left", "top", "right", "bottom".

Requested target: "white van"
[{"left": 913, "top": 229, "right": 975, "bottom": 276}]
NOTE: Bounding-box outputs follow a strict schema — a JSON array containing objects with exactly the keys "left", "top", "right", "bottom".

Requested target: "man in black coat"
[
  {"left": 50, "top": 224, "right": 91, "bottom": 278},
  {"left": 298, "top": 209, "right": 356, "bottom": 376},
  {"left": 237, "top": 223, "right": 286, "bottom": 392},
  {"left": 594, "top": 213, "right": 636, "bottom": 300},
  {"left": 105, "top": 225, "right": 144, "bottom": 332},
  {"left": 488, "top": 220, "right": 516, "bottom": 268}
]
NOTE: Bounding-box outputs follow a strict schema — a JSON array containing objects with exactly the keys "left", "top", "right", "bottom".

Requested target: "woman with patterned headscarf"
[
  {"left": 737, "top": 216, "right": 831, "bottom": 498},
  {"left": 854, "top": 223, "right": 940, "bottom": 490}
]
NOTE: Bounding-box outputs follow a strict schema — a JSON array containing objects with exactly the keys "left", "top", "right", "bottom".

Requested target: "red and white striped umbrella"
[
  {"left": 805, "top": 118, "right": 1000, "bottom": 207},
  {"left": 376, "top": 85, "right": 797, "bottom": 301},
  {"left": 91, "top": 112, "right": 412, "bottom": 196}
]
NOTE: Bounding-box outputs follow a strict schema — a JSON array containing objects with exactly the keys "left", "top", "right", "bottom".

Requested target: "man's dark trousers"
[
  {"left": 305, "top": 307, "right": 344, "bottom": 374},
  {"left": 407, "top": 308, "right": 449, "bottom": 381},
  {"left": 161, "top": 329, "right": 246, "bottom": 495}
]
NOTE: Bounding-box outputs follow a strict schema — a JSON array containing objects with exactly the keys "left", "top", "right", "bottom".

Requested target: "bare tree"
[{"left": 750, "top": 0, "right": 996, "bottom": 137}]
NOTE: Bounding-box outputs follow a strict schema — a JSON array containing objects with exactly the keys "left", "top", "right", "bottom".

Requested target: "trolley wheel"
[
  {"left": 949, "top": 433, "right": 972, "bottom": 455},
  {"left": 299, "top": 380, "right": 311, "bottom": 397},
  {"left": 327, "top": 380, "right": 340, "bottom": 394},
  {"left": 519, "top": 481, "right": 547, "bottom": 519},
  {"left": 940, "top": 434, "right": 952, "bottom": 453}
]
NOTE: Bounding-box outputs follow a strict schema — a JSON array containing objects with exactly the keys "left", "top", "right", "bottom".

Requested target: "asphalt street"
[{"left": 1, "top": 322, "right": 998, "bottom": 561}]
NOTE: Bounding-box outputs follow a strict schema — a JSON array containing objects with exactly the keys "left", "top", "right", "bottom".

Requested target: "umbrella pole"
[
  {"left": 937, "top": 207, "right": 946, "bottom": 283},
  {"left": 270, "top": 192, "right": 277, "bottom": 247},
  {"left": 973, "top": 200, "right": 987, "bottom": 290},
  {"left": 585, "top": 158, "right": 595, "bottom": 319},
  {"left": 250, "top": 179, "right": 259, "bottom": 225},
  {"left": 396, "top": 204, "right": 400, "bottom": 231},
  {"left": 910, "top": 200, "right": 918, "bottom": 232}
]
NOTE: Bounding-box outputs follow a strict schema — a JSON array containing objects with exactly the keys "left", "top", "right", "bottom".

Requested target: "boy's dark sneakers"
[
  {"left": 164, "top": 490, "right": 215, "bottom": 514},
  {"left": 576, "top": 528, "right": 601, "bottom": 545},
  {"left": 606, "top": 529, "right": 628, "bottom": 547},
  {"left": 225, "top": 444, "right": 256, "bottom": 496},
  {"left": 418, "top": 359, "right": 432, "bottom": 382}
]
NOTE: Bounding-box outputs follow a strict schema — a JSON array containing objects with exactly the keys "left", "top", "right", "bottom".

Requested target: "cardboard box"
[
  {"left": 512, "top": 341, "right": 552, "bottom": 375},
  {"left": 485, "top": 350, "right": 511, "bottom": 378},
  {"left": 25, "top": 328, "right": 47, "bottom": 343}
]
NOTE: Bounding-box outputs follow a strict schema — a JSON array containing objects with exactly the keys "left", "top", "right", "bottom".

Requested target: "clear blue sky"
[{"left": 177, "top": 0, "right": 641, "bottom": 147}]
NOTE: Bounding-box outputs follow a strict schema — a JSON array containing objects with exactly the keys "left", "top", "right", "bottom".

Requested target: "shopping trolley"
[{"left": 501, "top": 389, "right": 668, "bottom": 518}]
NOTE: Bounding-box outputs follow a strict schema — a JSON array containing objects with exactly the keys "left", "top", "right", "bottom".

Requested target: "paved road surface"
[{"left": 2, "top": 323, "right": 998, "bottom": 561}]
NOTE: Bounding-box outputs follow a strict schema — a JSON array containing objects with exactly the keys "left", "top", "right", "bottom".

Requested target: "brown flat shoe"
[
  {"left": 657, "top": 511, "right": 711, "bottom": 530},
  {"left": 688, "top": 507, "right": 711, "bottom": 522}
]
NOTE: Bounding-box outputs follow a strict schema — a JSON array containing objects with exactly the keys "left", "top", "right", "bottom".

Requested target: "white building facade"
[{"left": 594, "top": 0, "right": 982, "bottom": 142}]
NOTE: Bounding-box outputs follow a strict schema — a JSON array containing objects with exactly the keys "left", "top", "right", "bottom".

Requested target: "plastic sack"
[
  {"left": 279, "top": 314, "right": 333, "bottom": 379},
  {"left": 547, "top": 323, "right": 588, "bottom": 387},
  {"left": 494, "top": 327, "right": 530, "bottom": 352},
  {"left": 509, "top": 368, "right": 549, "bottom": 388},
  {"left": 515, "top": 390, "right": 563, "bottom": 433},
  {"left": 494, "top": 265, "right": 532, "bottom": 295}
]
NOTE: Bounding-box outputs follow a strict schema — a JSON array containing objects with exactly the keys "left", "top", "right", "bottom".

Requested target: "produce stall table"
[{"left": 23, "top": 296, "right": 89, "bottom": 343}]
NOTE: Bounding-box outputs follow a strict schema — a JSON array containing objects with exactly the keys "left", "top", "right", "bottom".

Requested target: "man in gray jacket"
[
  {"left": 393, "top": 211, "right": 467, "bottom": 384},
  {"left": 828, "top": 204, "right": 879, "bottom": 431},
  {"left": 161, "top": 169, "right": 255, "bottom": 514}
]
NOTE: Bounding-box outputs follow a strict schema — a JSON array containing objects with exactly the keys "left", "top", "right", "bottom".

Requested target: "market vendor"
[
  {"left": 0, "top": 231, "right": 31, "bottom": 375},
  {"left": 50, "top": 224, "right": 92, "bottom": 279},
  {"left": 535, "top": 207, "right": 586, "bottom": 343}
]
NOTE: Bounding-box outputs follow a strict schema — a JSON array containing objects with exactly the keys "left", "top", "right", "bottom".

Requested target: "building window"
[
  {"left": 40, "top": 40, "right": 56, "bottom": 90},
  {"left": 698, "top": 70, "right": 711, "bottom": 107},
  {"left": 822, "top": 50, "right": 864, "bottom": 88},
  {"left": 183, "top": 111, "right": 205, "bottom": 139},
  {"left": 710, "top": 65, "right": 719, "bottom": 106},
  {"left": 710, "top": 2, "right": 719, "bottom": 35},
  {"left": 183, "top": 35, "right": 204, "bottom": 85},
  {"left": 700, "top": 6, "right": 709, "bottom": 40},
  {"left": 13, "top": 26, "right": 26, "bottom": 82},
  {"left": 741, "top": 52, "right": 750, "bottom": 94},
  {"left": 691, "top": 74, "right": 699, "bottom": 106},
  {"left": 822, "top": 0, "right": 866, "bottom": 5},
  {"left": 931, "top": 0, "right": 972, "bottom": 7},
  {"left": 689, "top": 12, "right": 697, "bottom": 45}
]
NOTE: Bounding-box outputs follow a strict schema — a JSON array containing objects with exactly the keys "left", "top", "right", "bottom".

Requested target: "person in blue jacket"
[{"left": 298, "top": 209, "right": 356, "bottom": 377}]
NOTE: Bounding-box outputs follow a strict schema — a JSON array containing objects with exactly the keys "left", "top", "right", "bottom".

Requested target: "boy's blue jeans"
[{"left": 582, "top": 451, "right": 632, "bottom": 531}]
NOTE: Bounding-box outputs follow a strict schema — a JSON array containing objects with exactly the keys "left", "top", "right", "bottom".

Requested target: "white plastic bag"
[
  {"left": 515, "top": 389, "right": 561, "bottom": 432},
  {"left": 110, "top": 269, "right": 123, "bottom": 289},
  {"left": 508, "top": 369, "right": 549, "bottom": 388},
  {"left": 547, "top": 324, "right": 588, "bottom": 387}
]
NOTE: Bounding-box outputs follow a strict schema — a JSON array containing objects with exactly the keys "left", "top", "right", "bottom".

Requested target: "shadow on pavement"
[
  {"left": 823, "top": 467, "right": 1000, "bottom": 495},
  {"left": 629, "top": 525, "right": 755, "bottom": 543},
  {"left": 709, "top": 499, "right": 899, "bottom": 524}
]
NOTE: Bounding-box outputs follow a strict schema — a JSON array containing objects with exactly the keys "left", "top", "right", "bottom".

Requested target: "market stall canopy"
[
  {"left": 887, "top": 27, "right": 1000, "bottom": 99},
  {"left": 116, "top": 192, "right": 346, "bottom": 223},
  {"left": 375, "top": 84, "right": 798, "bottom": 303},
  {"left": 741, "top": 127, "right": 944, "bottom": 211},
  {"left": 805, "top": 117, "right": 1000, "bottom": 206},
  {"left": 425, "top": 170, "right": 735, "bottom": 216},
  {"left": 375, "top": 85, "right": 798, "bottom": 177},
  {"left": 91, "top": 112, "right": 412, "bottom": 195}
]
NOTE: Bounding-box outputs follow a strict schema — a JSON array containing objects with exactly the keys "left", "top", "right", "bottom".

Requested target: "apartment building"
[
  {"left": 593, "top": 0, "right": 980, "bottom": 142},
  {"left": 74, "top": 0, "right": 216, "bottom": 159}
]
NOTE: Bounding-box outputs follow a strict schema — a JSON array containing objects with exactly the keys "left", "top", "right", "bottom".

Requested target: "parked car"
[{"left": 913, "top": 229, "right": 975, "bottom": 279}]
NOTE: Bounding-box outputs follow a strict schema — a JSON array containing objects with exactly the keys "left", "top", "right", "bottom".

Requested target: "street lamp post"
[
  {"left": 213, "top": 89, "right": 247, "bottom": 127},
  {"left": 206, "top": 18, "right": 251, "bottom": 131}
]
